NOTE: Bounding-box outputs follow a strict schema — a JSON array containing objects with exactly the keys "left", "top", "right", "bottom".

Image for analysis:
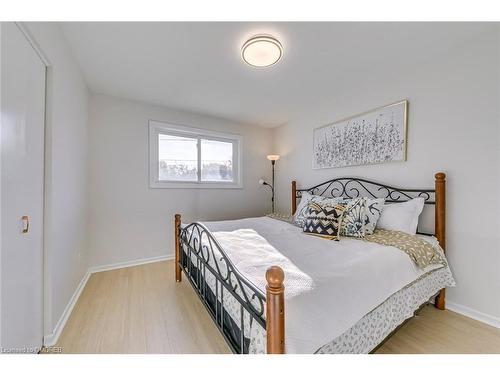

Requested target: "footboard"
[{"left": 174, "top": 214, "right": 285, "bottom": 354}]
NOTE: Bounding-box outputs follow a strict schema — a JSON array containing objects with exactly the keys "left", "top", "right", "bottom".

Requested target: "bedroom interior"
[{"left": 1, "top": 1, "right": 500, "bottom": 370}]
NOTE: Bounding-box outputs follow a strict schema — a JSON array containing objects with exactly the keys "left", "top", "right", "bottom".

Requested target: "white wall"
[
  {"left": 273, "top": 29, "right": 500, "bottom": 322},
  {"left": 88, "top": 94, "right": 273, "bottom": 267},
  {"left": 23, "top": 23, "right": 90, "bottom": 339}
]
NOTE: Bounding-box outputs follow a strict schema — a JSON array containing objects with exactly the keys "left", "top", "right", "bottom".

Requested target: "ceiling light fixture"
[{"left": 241, "top": 35, "right": 283, "bottom": 68}]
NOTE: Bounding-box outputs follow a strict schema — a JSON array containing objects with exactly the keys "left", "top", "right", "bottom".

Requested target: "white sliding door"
[{"left": 0, "top": 22, "right": 46, "bottom": 352}]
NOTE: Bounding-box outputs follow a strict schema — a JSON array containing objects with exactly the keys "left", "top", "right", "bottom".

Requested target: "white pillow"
[{"left": 376, "top": 197, "right": 425, "bottom": 235}]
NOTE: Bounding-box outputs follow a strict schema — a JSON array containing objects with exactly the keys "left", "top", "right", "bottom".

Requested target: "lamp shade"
[{"left": 266, "top": 154, "right": 280, "bottom": 161}]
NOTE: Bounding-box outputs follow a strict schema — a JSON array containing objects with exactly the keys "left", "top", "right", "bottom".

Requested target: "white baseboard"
[
  {"left": 89, "top": 254, "right": 174, "bottom": 274},
  {"left": 43, "top": 254, "right": 174, "bottom": 347},
  {"left": 446, "top": 301, "right": 500, "bottom": 329},
  {"left": 43, "top": 269, "right": 91, "bottom": 347}
]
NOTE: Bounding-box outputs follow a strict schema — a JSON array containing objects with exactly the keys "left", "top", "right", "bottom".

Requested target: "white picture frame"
[{"left": 313, "top": 100, "right": 408, "bottom": 169}]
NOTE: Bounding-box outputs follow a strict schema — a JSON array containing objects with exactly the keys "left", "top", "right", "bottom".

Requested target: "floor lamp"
[{"left": 259, "top": 154, "right": 280, "bottom": 213}]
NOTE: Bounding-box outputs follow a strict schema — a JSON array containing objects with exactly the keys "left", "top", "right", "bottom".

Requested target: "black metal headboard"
[{"left": 295, "top": 177, "right": 436, "bottom": 205}]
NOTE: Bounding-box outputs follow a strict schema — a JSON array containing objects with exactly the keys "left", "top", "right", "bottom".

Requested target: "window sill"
[{"left": 150, "top": 181, "right": 243, "bottom": 189}]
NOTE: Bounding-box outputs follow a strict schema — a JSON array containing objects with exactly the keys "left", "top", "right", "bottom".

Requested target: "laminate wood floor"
[{"left": 52, "top": 260, "right": 500, "bottom": 354}]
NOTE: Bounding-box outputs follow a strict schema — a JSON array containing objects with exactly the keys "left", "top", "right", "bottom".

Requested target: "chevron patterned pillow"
[{"left": 303, "top": 202, "right": 346, "bottom": 240}]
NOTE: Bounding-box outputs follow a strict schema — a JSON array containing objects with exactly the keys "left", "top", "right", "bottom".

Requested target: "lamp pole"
[
  {"left": 262, "top": 155, "right": 279, "bottom": 214},
  {"left": 271, "top": 159, "right": 276, "bottom": 213}
]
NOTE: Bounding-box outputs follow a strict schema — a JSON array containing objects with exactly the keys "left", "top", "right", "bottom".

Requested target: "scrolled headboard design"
[{"left": 294, "top": 177, "right": 435, "bottom": 205}]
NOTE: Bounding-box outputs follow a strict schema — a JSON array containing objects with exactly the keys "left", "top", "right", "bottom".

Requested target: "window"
[{"left": 149, "top": 121, "right": 242, "bottom": 188}]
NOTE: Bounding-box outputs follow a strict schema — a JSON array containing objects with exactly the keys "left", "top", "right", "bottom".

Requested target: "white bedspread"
[
  {"left": 209, "top": 228, "right": 314, "bottom": 299},
  {"left": 202, "top": 216, "right": 450, "bottom": 354}
]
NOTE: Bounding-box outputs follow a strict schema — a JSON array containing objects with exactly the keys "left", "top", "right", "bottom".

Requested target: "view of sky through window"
[
  {"left": 158, "top": 134, "right": 233, "bottom": 182},
  {"left": 158, "top": 134, "right": 198, "bottom": 181},
  {"left": 201, "top": 139, "right": 233, "bottom": 181}
]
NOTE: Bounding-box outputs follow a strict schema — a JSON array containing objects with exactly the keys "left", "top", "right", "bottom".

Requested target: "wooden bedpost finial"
[
  {"left": 266, "top": 266, "right": 285, "bottom": 290},
  {"left": 291, "top": 180, "right": 297, "bottom": 216},
  {"left": 435, "top": 172, "right": 446, "bottom": 181},
  {"left": 266, "top": 266, "right": 285, "bottom": 354}
]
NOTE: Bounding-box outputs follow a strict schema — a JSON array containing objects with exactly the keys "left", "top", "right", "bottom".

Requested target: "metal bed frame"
[{"left": 174, "top": 172, "right": 446, "bottom": 354}]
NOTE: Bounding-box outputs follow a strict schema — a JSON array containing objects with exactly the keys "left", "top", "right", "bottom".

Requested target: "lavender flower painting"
[{"left": 313, "top": 100, "right": 407, "bottom": 169}]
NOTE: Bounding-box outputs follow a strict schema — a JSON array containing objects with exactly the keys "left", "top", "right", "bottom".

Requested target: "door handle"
[{"left": 22, "top": 215, "right": 29, "bottom": 234}]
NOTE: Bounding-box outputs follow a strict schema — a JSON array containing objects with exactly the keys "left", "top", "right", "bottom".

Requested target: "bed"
[{"left": 173, "top": 173, "right": 454, "bottom": 354}]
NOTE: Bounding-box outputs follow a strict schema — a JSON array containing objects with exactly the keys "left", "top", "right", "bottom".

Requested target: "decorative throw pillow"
[
  {"left": 303, "top": 202, "right": 345, "bottom": 240},
  {"left": 293, "top": 192, "right": 313, "bottom": 228},
  {"left": 363, "top": 198, "right": 385, "bottom": 235},
  {"left": 340, "top": 197, "right": 367, "bottom": 238},
  {"left": 376, "top": 197, "right": 425, "bottom": 235},
  {"left": 293, "top": 192, "right": 343, "bottom": 228}
]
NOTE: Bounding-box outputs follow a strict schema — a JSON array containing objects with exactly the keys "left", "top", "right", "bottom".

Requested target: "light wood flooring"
[{"left": 52, "top": 260, "right": 500, "bottom": 354}]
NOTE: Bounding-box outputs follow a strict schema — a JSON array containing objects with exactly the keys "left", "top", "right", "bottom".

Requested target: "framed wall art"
[{"left": 313, "top": 100, "right": 408, "bottom": 169}]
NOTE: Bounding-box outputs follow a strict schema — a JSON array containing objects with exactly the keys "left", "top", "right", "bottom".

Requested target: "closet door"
[{"left": 0, "top": 23, "right": 46, "bottom": 351}]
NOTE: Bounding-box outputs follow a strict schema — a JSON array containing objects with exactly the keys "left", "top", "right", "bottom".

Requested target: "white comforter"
[{"left": 200, "top": 216, "right": 448, "bottom": 354}]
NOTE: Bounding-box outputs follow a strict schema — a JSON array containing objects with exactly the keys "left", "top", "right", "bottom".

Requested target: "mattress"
[{"left": 181, "top": 216, "right": 455, "bottom": 353}]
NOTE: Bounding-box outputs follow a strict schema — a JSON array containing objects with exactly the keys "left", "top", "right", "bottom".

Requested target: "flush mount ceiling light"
[{"left": 241, "top": 35, "right": 283, "bottom": 68}]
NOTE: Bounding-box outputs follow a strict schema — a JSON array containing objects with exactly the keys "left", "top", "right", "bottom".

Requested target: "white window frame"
[{"left": 149, "top": 120, "right": 243, "bottom": 189}]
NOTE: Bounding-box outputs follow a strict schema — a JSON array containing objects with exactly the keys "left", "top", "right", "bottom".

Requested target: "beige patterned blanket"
[{"left": 363, "top": 229, "right": 446, "bottom": 268}]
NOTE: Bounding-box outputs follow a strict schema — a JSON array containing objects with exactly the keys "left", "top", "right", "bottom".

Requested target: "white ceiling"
[{"left": 60, "top": 22, "right": 494, "bottom": 127}]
